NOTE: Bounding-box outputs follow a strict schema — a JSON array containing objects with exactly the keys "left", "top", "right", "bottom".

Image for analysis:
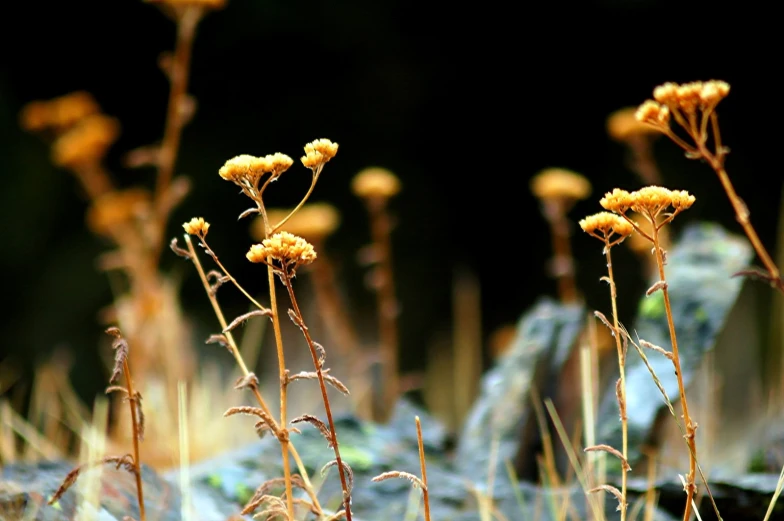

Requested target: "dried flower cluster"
[
  {"left": 246, "top": 231, "right": 317, "bottom": 270},
  {"left": 600, "top": 186, "right": 695, "bottom": 220},
  {"left": 635, "top": 80, "right": 730, "bottom": 129},
  {"left": 182, "top": 217, "right": 210, "bottom": 238},
  {"left": 301, "top": 138, "right": 339, "bottom": 171},
  {"left": 219, "top": 153, "right": 294, "bottom": 186},
  {"left": 579, "top": 211, "right": 634, "bottom": 242}
]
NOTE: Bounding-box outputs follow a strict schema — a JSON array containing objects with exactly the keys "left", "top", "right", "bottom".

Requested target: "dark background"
[{"left": 1, "top": 1, "right": 781, "bottom": 403}]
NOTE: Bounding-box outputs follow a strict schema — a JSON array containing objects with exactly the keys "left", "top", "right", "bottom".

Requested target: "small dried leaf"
[
  {"left": 205, "top": 334, "right": 229, "bottom": 348},
  {"left": 105, "top": 385, "right": 128, "bottom": 396},
  {"left": 234, "top": 372, "right": 259, "bottom": 390},
  {"left": 593, "top": 311, "right": 614, "bottom": 333},
  {"left": 224, "top": 309, "right": 273, "bottom": 333},
  {"left": 584, "top": 444, "right": 631, "bottom": 471},
  {"left": 588, "top": 484, "right": 626, "bottom": 511},
  {"left": 323, "top": 374, "right": 350, "bottom": 396},
  {"left": 646, "top": 280, "right": 668, "bottom": 296},
  {"left": 105, "top": 327, "right": 129, "bottom": 384},
  {"left": 238, "top": 207, "right": 260, "bottom": 220},
  {"left": 134, "top": 391, "right": 145, "bottom": 441},
  {"left": 639, "top": 338, "right": 674, "bottom": 360},
  {"left": 321, "top": 459, "right": 354, "bottom": 496},
  {"left": 291, "top": 414, "right": 332, "bottom": 448},
  {"left": 314, "top": 342, "right": 326, "bottom": 367},
  {"left": 170, "top": 237, "right": 191, "bottom": 259}
]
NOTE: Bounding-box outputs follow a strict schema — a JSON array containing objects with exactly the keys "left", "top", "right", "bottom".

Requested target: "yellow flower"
[
  {"left": 301, "top": 139, "right": 338, "bottom": 170},
  {"left": 218, "top": 154, "right": 269, "bottom": 185},
  {"left": 628, "top": 186, "right": 695, "bottom": 216},
  {"left": 247, "top": 231, "right": 317, "bottom": 268},
  {"left": 579, "top": 212, "right": 634, "bottom": 239},
  {"left": 183, "top": 217, "right": 210, "bottom": 237},
  {"left": 599, "top": 188, "right": 634, "bottom": 214},
  {"left": 634, "top": 100, "right": 670, "bottom": 128}
]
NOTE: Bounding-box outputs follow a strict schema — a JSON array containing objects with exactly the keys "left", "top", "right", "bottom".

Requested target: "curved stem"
[
  {"left": 271, "top": 176, "right": 318, "bottom": 234},
  {"left": 281, "top": 270, "right": 353, "bottom": 520},
  {"left": 199, "top": 238, "right": 268, "bottom": 311}
]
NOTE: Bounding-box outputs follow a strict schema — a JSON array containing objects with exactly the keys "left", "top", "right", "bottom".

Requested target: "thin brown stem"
[
  {"left": 416, "top": 416, "right": 432, "bottom": 521},
  {"left": 602, "top": 239, "right": 628, "bottom": 521},
  {"left": 122, "top": 359, "right": 146, "bottom": 521},
  {"left": 153, "top": 7, "right": 200, "bottom": 262},
  {"left": 281, "top": 270, "right": 353, "bottom": 520},
  {"left": 696, "top": 144, "right": 784, "bottom": 293},
  {"left": 267, "top": 262, "right": 295, "bottom": 519},
  {"left": 365, "top": 197, "right": 399, "bottom": 421},
  {"left": 649, "top": 221, "right": 697, "bottom": 521},
  {"left": 183, "top": 234, "right": 322, "bottom": 516},
  {"left": 271, "top": 175, "right": 319, "bottom": 234}
]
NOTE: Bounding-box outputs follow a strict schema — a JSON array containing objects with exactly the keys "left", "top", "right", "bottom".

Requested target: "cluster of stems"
[{"left": 177, "top": 140, "right": 353, "bottom": 520}]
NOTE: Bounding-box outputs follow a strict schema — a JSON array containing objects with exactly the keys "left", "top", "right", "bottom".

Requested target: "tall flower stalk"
[
  {"left": 601, "top": 186, "right": 699, "bottom": 521},
  {"left": 579, "top": 212, "right": 635, "bottom": 520}
]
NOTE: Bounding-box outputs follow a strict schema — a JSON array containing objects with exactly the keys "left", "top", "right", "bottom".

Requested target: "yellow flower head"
[
  {"left": 600, "top": 188, "right": 634, "bottom": 214},
  {"left": 183, "top": 217, "right": 210, "bottom": 238},
  {"left": 579, "top": 212, "right": 634, "bottom": 240},
  {"left": 51, "top": 114, "right": 120, "bottom": 168},
  {"left": 247, "top": 231, "right": 317, "bottom": 269},
  {"left": 629, "top": 186, "right": 695, "bottom": 215},
  {"left": 351, "top": 167, "right": 402, "bottom": 199},
  {"left": 652, "top": 80, "right": 730, "bottom": 114},
  {"left": 85, "top": 188, "right": 151, "bottom": 237},
  {"left": 219, "top": 154, "right": 270, "bottom": 186},
  {"left": 530, "top": 168, "right": 591, "bottom": 201},
  {"left": 255, "top": 203, "right": 340, "bottom": 242},
  {"left": 634, "top": 100, "right": 670, "bottom": 128},
  {"left": 607, "top": 106, "right": 662, "bottom": 141},
  {"left": 301, "top": 139, "right": 338, "bottom": 170}
]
